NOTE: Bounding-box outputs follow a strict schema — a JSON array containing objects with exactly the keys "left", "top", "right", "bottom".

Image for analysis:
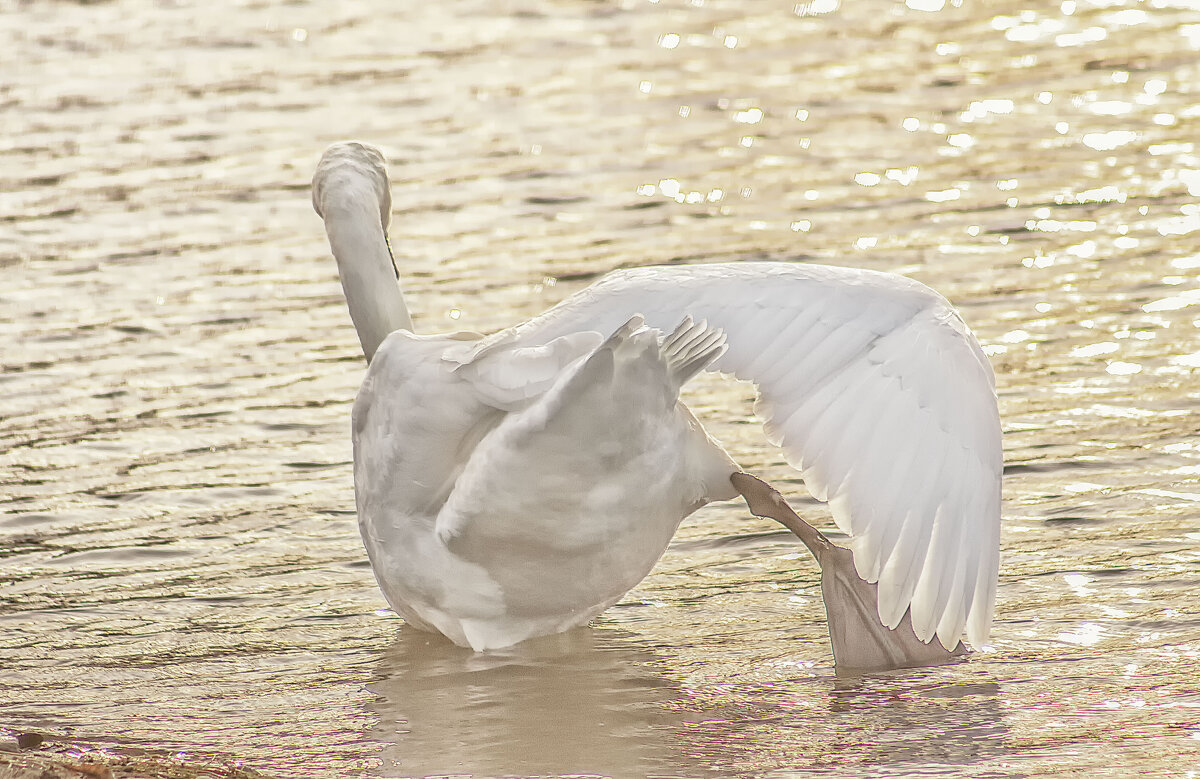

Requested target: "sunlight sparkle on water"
[
  {"left": 1106, "top": 361, "right": 1143, "bottom": 376},
  {"left": 1025, "top": 218, "right": 1096, "bottom": 232},
  {"left": 1056, "top": 27, "right": 1107, "bottom": 47},
  {"left": 1075, "top": 185, "right": 1126, "bottom": 203},
  {"left": 1064, "top": 573, "right": 1094, "bottom": 596},
  {"left": 1071, "top": 342, "right": 1119, "bottom": 358},
  {"left": 1088, "top": 100, "right": 1133, "bottom": 116},
  {"left": 1066, "top": 240, "right": 1097, "bottom": 259},
  {"left": 794, "top": 0, "right": 839, "bottom": 15},
  {"left": 1058, "top": 622, "right": 1105, "bottom": 646},
  {"left": 1182, "top": 23, "right": 1200, "bottom": 49},
  {"left": 1178, "top": 170, "right": 1200, "bottom": 196},
  {"left": 1156, "top": 207, "right": 1200, "bottom": 236},
  {"left": 1170, "top": 351, "right": 1200, "bottom": 369},
  {"left": 960, "top": 99, "right": 1014, "bottom": 121},
  {"left": 993, "top": 14, "right": 1063, "bottom": 42},
  {"left": 926, "top": 187, "right": 961, "bottom": 202},
  {"left": 1105, "top": 8, "right": 1148, "bottom": 27},
  {"left": 1143, "top": 288, "right": 1200, "bottom": 313},
  {"left": 1082, "top": 131, "right": 1138, "bottom": 151}
]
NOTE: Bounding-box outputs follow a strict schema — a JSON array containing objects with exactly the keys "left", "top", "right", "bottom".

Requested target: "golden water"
[{"left": 3, "top": 0, "right": 1200, "bottom": 776}]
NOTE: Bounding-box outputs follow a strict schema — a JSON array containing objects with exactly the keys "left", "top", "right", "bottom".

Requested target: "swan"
[{"left": 311, "top": 141, "right": 1002, "bottom": 665}]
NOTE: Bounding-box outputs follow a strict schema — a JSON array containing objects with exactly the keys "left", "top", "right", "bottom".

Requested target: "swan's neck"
[{"left": 323, "top": 200, "right": 413, "bottom": 361}]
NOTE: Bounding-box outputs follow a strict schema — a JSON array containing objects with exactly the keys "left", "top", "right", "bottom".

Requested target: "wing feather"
[
  {"left": 911, "top": 468, "right": 967, "bottom": 643},
  {"left": 793, "top": 363, "right": 875, "bottom": 506},
  {"left": 742, "top": 305, "right": 818, "bottom": 379},
  {"left": 821, "top": 368, "right": 897, "bottom": 536},
  {"left": 458, "top": 262, "right": 1001, "bottom": 647},
  {"left": 937, "top": 476, "right": 983, "bottom": 642},
  {"left": 843, "top": 379, "right": 916, "bottom": 568}
]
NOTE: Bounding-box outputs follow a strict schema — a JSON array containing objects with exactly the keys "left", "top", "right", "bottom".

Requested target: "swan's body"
[
  {"left": 354, "top": 318, "right": 739, "bottom": 649},
  {"left": 313, "top": 141, "right": 1002, "bottom": 654}
]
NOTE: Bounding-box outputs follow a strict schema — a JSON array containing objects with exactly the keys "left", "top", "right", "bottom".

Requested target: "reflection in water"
[
  {"left": 366, "top": 627, "right": 706, "bottom": 778},
  {"left": 825, "top": 677, "right": 1008, "bottom": 773},
  {"left": 365, "top": 626, "right": 1011, "bottom": 778},
  {"left": 669, "top": 670, "right": 1010, "bottom": 777}
]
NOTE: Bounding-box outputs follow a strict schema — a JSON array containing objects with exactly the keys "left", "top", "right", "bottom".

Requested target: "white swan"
[{"left": 312, "top": 141, "right": 1002, "bottom": 659}]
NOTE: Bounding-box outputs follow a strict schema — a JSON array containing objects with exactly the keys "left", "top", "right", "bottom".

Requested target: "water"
[{"left": 3, "top": 0, "right": 1200, "bottom": 776}]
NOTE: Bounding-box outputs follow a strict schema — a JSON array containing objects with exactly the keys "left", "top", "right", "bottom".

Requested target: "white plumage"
[{"left": 313, "top": 141, "right": 1002, "bottom": 653}]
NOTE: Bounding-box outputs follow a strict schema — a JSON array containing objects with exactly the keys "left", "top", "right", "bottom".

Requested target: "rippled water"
[{"left": 3, "top": 0, "right": 1200, "bottom": 776}]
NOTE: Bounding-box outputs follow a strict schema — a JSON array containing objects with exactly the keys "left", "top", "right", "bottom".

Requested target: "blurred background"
[{"left": 2, "top": 0, "right": 1199, "bottom": 777}]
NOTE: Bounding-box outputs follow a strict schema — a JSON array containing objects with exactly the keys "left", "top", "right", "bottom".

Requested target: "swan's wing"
[
  {"left": 461, "top": 262, "right": 1001, "bottom": 649},
  {"left": 442, "top": 330, "right": 605, "bottom": 410}
]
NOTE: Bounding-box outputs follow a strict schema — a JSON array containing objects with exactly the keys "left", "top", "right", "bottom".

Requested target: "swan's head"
[{"left": 312, "top": 141, "right": 393, "bottom": 232}]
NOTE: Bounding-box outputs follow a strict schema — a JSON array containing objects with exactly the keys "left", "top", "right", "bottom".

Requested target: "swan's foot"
[{"left": 730, "top": 472, "right": 968, "bottom": 672}]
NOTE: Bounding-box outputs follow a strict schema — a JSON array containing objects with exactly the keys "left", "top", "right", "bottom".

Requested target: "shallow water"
[{"left": 3, "top": 0, "right": 1200, "bottom": 776}]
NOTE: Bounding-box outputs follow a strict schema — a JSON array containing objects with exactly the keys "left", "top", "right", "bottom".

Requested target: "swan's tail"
[{"left": 661, "top": 316, "right": 728, "bottom": 389}]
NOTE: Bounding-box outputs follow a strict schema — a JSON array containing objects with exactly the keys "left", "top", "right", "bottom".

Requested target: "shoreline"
[{"left": 0, "top": 734, "right": 271, "bottom": 779}]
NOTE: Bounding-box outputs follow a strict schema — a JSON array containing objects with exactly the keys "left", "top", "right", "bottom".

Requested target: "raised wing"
[{"left": 461, "top": 262, "right": 1001, "bottom": 649}]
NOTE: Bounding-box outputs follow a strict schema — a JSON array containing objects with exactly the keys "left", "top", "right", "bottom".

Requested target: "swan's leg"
[
  {"left": 729, "top": 472, "right": 834, "bottom": 562},
  {"left": 730, "top": 471, "right": 967, "bottom": 672}
]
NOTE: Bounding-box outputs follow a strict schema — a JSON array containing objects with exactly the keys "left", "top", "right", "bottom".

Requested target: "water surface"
[{"left": 3, "top": 0, "right": 1200, "bottom": 776}]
